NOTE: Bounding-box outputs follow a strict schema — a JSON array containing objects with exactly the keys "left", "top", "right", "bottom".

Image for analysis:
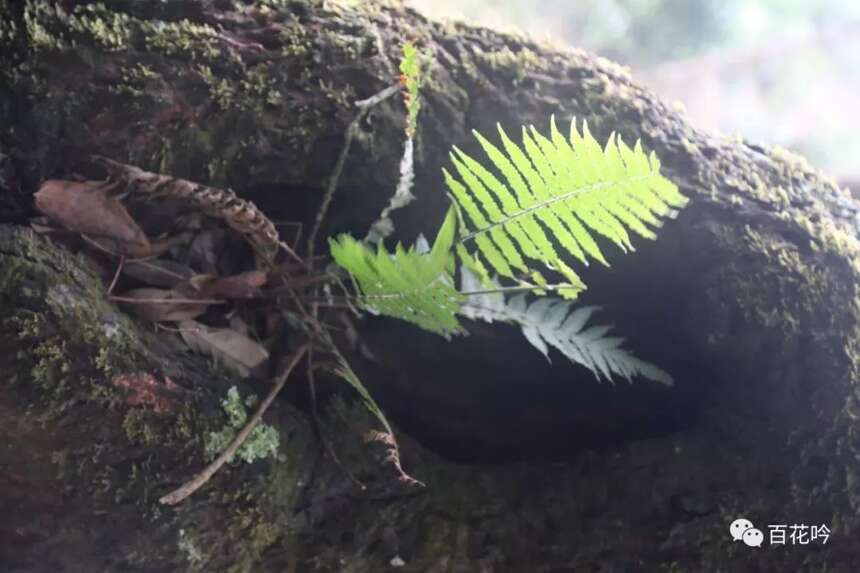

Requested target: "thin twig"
[
  {"left": 275, "top": 221, "right": 303, "bottom": 252},
  {"left": 126, "top": 259, "right": 188, "bottom": 282},
  {"left": 278, "top": 240, "right": 305, "bottom": 266},
  {"left": 80, "top": 233, "right": 156, "bottom": 261},
  {"left": 355, "top": 84, "right": 400, "bottom": 108},
  {"left": 107, "top": 255, "right": 125, "bottom": 295},
  {"left": 306, "top": 84, "right": 400, "bottom": 266},
  {"left": 159, "top": 344, "right": 308, "bottom": 506},
  {"left": 109, "top": 295, "right": 227, "bottom": 305},
  {"left": 155, "top": 323, "right": 203, "bottom": 334}
]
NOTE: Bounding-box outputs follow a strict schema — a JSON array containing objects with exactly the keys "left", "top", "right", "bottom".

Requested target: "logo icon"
[
  {"left": 730, "top": 517, "right": 831, "bottom": 547},
  {"left": 730, "top": 518, "right": 754, "bottom": 542},
  {"left": 742, "top": 528, "right": 764, "bottom": 548}
]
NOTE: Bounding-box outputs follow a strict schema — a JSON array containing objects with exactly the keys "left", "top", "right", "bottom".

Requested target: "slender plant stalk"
[
  {"left": 109, "top": 295, "right": 227, "bottom": 305},
  {"left": 306, "top": 84, "right": 400, "bottom": 266},
  {"left": 306, "top": 346, "right": 367, "bottom": 490},
  {"left": 159, "top": 344, "right": 308, "bottom": 506}
]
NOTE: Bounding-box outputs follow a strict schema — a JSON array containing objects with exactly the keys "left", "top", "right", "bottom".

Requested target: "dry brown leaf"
[
  {"left": 116, "top": 288, "right": 210, "bottom": 322},
  {"left": 187, "top": 270, "right": 267, "bottom": 299},
  {"left": 178, "top": 320, "right": 269, "bottom": 378},
  {"left": 228, "top": 312, "right": 251, "bottom": 337},
  {"left": 34, "top": 179, "right": 152, "bottom": 257}
]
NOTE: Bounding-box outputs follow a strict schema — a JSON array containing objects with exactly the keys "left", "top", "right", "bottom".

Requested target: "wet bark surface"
[{"left": 2, "top": 1, "right": 860, "bottom": 571}]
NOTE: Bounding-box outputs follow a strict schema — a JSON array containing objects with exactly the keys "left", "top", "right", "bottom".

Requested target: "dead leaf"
[
  {"left": 186, "top": 270, "right": 267, "bottom": 299},
  {"left": 228, "top": 312, "right": 251, "bottom": 336},
  {"left": 178, "top": 320, "right": 269, "bottom": 378},
  {"left": 116, "top": 288, "right": 210, "bottom": 322},
  {"left": 34, "top": 179, "right": 152, "bottom": 257}
]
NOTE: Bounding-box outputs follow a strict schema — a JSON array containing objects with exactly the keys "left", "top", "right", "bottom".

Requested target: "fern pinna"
[
  {"left": 329, "top": 207, "right": 464, "bottom": 336},
  {"left": 448, "top": 117, "right": 687, "bottom": 295},
  {"left": 330, "top": 117, "right": 686, "bottom": 383}
]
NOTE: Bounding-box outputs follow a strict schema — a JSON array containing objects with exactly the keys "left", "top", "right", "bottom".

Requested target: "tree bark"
[{"left": 2, "top": 1, "right": 860, "bottom": 571}]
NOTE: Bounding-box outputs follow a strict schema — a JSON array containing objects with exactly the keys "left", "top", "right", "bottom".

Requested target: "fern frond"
[
  {"left": 329, "top": 207, "right": 464, "bottom": 335},
  {"left": 446, "top": 117, "right": 687, "bottom": 297},
  {"left": 460, "top": 268, "right": 672, "bottom": 385}
]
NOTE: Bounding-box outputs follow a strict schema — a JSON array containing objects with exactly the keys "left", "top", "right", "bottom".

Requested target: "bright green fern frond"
[
  {"left": 329, "top": 207, "right": 464, "bottom": 335},
  {"left": 460, "top": 268, "right": 671, "bottom": 385},
  {"left": 447, "top": 117, "right": 688, "bottom": 296}
]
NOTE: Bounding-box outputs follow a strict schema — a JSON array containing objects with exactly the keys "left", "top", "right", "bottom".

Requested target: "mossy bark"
[{"left": 3, "top": 1, "right": 860, "bottom": 571}]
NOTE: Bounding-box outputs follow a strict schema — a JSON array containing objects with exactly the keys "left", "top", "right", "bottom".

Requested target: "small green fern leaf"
[
  {"left": 446, "top": 117, "right": 687, "bottom": 296},
  {"left": 329, "top": 207, "right": 464, "bottom": 335},
  {"left": 460, "top": 268, "right": 672, "bottom": 385}
]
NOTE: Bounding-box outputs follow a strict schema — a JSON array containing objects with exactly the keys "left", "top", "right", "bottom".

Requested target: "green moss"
[
  {"left": 2, "top": 233, "right": 149, "bottom": 410},
  {"left": 794, "top": 213, "right": 860, "bottom": 263},
  {"left": 205, "top": 386, "right": 280, "bottom": 464},
  {"left": 242, "top": 65, "right": 283, "bottom": 107},
  {"left": 16, "top": 1, "right": 133, "bottom": 53},
  {"left": 734, "top": 226, "right": 822, "bottom": 333},
  {"left": 21, "top": 1, "right": 71, "bottom": 52},
  {"left": 121, "top": 400, "right": 201, "bottom": 450},
  {"left": 65, "top": 3, "right": 132, "bottom": 52},
  {"left": 771, "top": 144, "right": 817, "bottom": 179},
  {"left": 226, "top": 508, "right": 281, "bottom": 573},
  {"left": 677, "top": 136, "right": 702, "bottom": 160},
  {"left": 123, "top": 408, "right": 164, "bottom": 447},
  {"left": 12, "top": 0, "right": 231, "bottom": 69},
  {"left": 0, "top": 0, "right": 19, "bottom": 45},
  {"left": 475, "top": 45, "right": 547, "bottom": 83},
  {"left": 197, "top": 63, "right": 282, "bottom": 112},
  {"left": 197, "top": 64, "right": 239, "bottom": 109},
  {"left": 178, "top": 529, "right": 207, "bottom": 570},
  {"left": 279, "top": 24, "right": 310, "bottom": 57},
  {"left": 30, "top": 338, "right": 72, "bottom": 396},
  {"left": 141, "top": 19, "right": 221, "bottom": 62},
  {"left": 109, "top": 63, "right": 162, "bottom": 102},
  {"left": 321, "top": 28, "right": 367, "bottom": 60}
]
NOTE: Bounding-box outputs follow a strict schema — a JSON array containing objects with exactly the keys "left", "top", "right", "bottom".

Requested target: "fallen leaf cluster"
[{"left": 32, "top": 160, "right": 295, "bottom": 380}]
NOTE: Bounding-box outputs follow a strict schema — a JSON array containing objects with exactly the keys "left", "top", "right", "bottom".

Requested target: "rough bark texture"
[{"left": 3, "top": 1, "right": 860, "bottom": 571}]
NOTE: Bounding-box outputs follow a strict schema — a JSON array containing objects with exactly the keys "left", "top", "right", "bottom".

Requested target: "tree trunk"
[{"left": 2, "top": 1, "right": 860, "bottom": 571}]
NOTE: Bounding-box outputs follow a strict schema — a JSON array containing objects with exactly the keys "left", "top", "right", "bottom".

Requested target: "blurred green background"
[{"left": 408, "top": 0, "right": 860, "bottom": 189}]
